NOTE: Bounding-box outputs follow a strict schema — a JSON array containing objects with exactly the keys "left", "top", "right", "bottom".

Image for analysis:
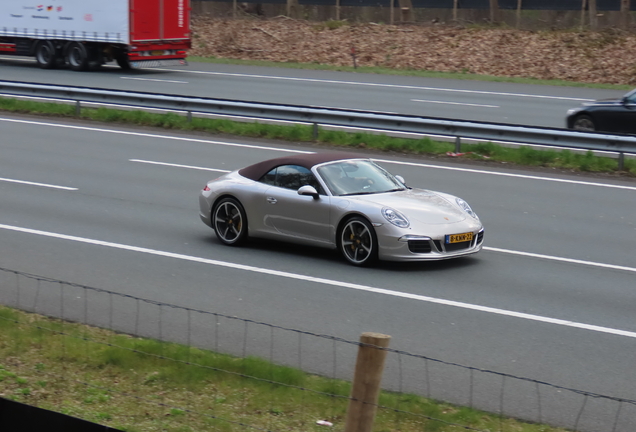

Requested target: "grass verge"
[
  {"left": 0, "top": 305, "right": 568, "bottom": 432},
  {"left": 1, "top": 96, "right": 635, "bottom": 176}
]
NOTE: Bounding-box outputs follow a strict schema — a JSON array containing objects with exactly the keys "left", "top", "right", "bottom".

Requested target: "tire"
[
  {"left": 66, "top": 42, "right": 89, "bottom": 71},
  {"left": 572, "top": 114, "right": 596, "bottom": 132},
  {"left": 338, "top": 216, "right": 378, "bottom": 266},
  {"left": 35, "top": 40, "right": 59, "bottom": 69},
  {"left": 116, "top": 54, "right": 132, "bottom": 70},
  {"left": 212, "top": 198, "right": 248, "bottom": 246}
]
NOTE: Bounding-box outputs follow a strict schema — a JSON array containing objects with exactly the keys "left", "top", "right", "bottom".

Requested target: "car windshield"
[{"left": 316, "top": 160, "right": 407, "bottom": 196}]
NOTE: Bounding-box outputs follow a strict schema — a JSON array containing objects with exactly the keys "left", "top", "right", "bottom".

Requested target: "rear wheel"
[
  {"left": 572, "top": 114, "right": 596, "bottom": 132},
  {"left": 213, "top": 198, "right": 248, "bottom": 246},
  {"left": 66, "top": 42, "right": 89, "bottom": 71},
  {"left": 116, "top": 54, "right": 131, "bottom": 70},
  {"left": 339, "top": 216, "right": 378, "bottom": 266},
  {"left": 35, "top": 40, "right": 59, "bottom": 69}
]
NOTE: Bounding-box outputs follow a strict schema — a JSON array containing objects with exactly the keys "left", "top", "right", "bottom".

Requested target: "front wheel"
[
  {"left": 213, "top": 198, "right": 248, "bottom": 246},
  {"left": 339, "top": 216, "right": 378, "bottom": 266},
  {"left": 572, "top": 114, "right": 596, "bottom": 132}
]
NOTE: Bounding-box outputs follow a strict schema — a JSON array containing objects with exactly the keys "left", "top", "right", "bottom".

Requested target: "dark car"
[{"left": 566, "top": 89, "right": 636, "bottom": 134}]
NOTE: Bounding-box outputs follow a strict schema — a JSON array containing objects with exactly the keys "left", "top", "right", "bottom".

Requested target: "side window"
[
  {"left": 276, "top": 165, "right": 305, "bottom": 190},
  {"left": 259, "top": 165, "right": 324, "bottom": 194},
  {"left": 261, "top": 168, "right": 277, "bottom": 186}
]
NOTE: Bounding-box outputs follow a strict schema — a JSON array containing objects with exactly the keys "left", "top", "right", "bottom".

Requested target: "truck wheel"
[
  {"left": 116, "top": 55, "right": 131, "bottom": 70},
  {"left": 35, "top": 41, "right": 59, "bottom": 69},
  {"left": 66, "top": 42, "right": 89, "bottom": 71}
]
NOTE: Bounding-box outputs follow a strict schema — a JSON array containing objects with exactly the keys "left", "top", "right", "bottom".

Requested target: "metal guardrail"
[{"left": 2, "top": 80, "right": 636, "bottom": 167}]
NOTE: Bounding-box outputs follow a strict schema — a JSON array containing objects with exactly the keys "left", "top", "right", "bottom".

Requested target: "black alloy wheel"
[
  {"left": 213, "top": 198, "right": 248, "bottom": 246},
  {"left": 339, "top": 216, "right": 378, "bottom": 266}
]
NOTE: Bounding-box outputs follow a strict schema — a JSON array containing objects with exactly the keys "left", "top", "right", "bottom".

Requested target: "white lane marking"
[
  {"left": 153, "top": 68, "right": 593, "bottom": 102},
  {"left": 129, "top": 159, "right": 231, "bottom": 172},
  {"left": 1, "top": 222, "right": 636, "bottom": 339},
  {"left": 0, "top": 177, "right": 77, "bottom": 190},
  {"left": 2, "top": 117, "right": 634, "bottom": 192},
  {"left": 0, "top": 117, "right": 312, "bottom": 155},
  {"left": 411, "top": 99, "right": 499, "bottom": 108},
  {"left": 121, "top": 77, "right": 188, "bottom": 84},
  {"left": 0, "top": 57, "right": 32, "bottom": 62},
  {"left": 0, "top": 56, "right": 607, "bottom": 101},
  {"left": 374, "top": 158, "right": 636, "bottom": 191},
  {"left": 484, "top": 247, "right": 636, "bottom": 273}
]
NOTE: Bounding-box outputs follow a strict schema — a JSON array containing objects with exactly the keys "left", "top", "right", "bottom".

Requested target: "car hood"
[
  {"left": 352, "top": 188, "right": 467, "bottom": 224},
  {"left": 585, "top": 97, "right": 623, "bottom": 106}
]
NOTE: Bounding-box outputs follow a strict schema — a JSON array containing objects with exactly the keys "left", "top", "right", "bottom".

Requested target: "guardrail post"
[
  {"left": 455, "top": 136, "right": 461, "bottom": 153},
  {"left": 75, "top": 100, "right": 81, "bottom": 117},
  {"left": 187, "top": 111, "right": 192, "bottom": 123},
  {"left": 313, "top": 123, "right": 319, "bottom": 140},
  {"left": 618, "top": 152, "right": 625, "bottom": 171},
  {"left": 345, "top": 332, "right": 391, "bottom": 432}
]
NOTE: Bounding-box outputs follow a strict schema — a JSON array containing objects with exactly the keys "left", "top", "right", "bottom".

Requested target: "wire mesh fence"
[{"left": 1, "top": 266, "right": 635, "bottom": 432}]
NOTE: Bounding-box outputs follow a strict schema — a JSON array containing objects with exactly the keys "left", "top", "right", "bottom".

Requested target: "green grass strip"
[
  {"left": 1, "top": 96, "right": 634, "bottom": 176},
  {"left": 0, "top": 305, "right": 569, "bottom": 432}
]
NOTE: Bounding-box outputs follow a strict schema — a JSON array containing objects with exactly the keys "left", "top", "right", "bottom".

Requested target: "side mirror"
[
  {"left": 298, "top": 185, "right": 319, "bottom": 199},
  {"left": 395, "top": 175, "right": 406, "bottom": 185}
]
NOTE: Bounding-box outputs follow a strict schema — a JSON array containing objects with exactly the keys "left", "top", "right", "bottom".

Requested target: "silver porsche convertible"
[{"left": 199, "top": 153, "right": 484, "bottom": 266}]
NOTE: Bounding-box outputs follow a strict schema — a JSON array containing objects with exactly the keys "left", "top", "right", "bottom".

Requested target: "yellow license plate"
[
  {"left": 151, "top": 50, "right": 164, "bottom": 56},
  {"left": 446, "top": 232, "right": 473, "bottom": 244}
]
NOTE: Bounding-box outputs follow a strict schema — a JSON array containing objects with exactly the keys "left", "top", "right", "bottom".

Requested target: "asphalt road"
[
  {"left": 1, "top": 112, "right": 636, "bottom": 431},
  {"left": 0, "top": 56, "right": 629, "bottom": 129}
]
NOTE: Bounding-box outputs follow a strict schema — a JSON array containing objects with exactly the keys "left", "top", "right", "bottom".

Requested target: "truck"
[{"left": 0, "top": 0, "right": 190, "bottom": 71}]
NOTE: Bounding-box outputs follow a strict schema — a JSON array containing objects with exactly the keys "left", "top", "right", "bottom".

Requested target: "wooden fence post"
[
  {"left": 345, "top": 333, "right": 391, "bottom": 432},
  {"left": 516, "top": 0, "right": 522, "bottom": 28}
]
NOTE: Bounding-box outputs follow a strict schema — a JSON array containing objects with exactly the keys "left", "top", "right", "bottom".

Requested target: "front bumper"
[{"left": 377, "top": 227, "right": 484, "bottom": 261}]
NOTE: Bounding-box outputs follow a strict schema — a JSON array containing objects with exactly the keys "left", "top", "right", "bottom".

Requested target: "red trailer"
[{"left": 0, "top": 0, "right": 191, "bottom": 71}]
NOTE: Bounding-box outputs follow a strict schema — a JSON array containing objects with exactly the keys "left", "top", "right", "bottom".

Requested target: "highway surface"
[
  {"left": 0, "top": 55, "right": 629, "bottom": 129},
  {"left": 1, "top": 59, "right": 636, "bottom": 431}
]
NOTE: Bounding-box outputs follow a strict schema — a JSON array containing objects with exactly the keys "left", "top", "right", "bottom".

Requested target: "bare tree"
[
  {"left": 589, "top": 0, "right": 598, "bottom": 29},
  {"left": 621, "top": 0, "right": 631, "bottom": 29},
  {"left": 490, "top": 0, "right": 500, "bottom": 23}
]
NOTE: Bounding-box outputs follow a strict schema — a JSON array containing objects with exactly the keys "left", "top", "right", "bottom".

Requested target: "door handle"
[{"left": 267, "top": 197, "right": 277, "bottom": 204}]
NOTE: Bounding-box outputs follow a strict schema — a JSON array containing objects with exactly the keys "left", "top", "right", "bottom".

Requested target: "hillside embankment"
[{"left": 190, "top": 15, "right": 636, "bottom": 86}]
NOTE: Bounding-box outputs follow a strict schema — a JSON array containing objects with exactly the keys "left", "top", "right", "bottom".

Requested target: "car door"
[{"left": 261, "top": 165, "right": 332, "bottom": 244}]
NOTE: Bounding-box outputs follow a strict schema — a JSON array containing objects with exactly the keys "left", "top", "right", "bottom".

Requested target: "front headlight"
[
  {"left": 382, "top": 207, "right": 410, "bottom": 228},
  {"left": 456, "top": 198, "right": 479, "bottom": 219}
]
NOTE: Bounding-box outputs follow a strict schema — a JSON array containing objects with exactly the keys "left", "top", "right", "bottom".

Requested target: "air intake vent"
[{"left": 408, "top": 240, "right": 432, "bottom": 253}]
